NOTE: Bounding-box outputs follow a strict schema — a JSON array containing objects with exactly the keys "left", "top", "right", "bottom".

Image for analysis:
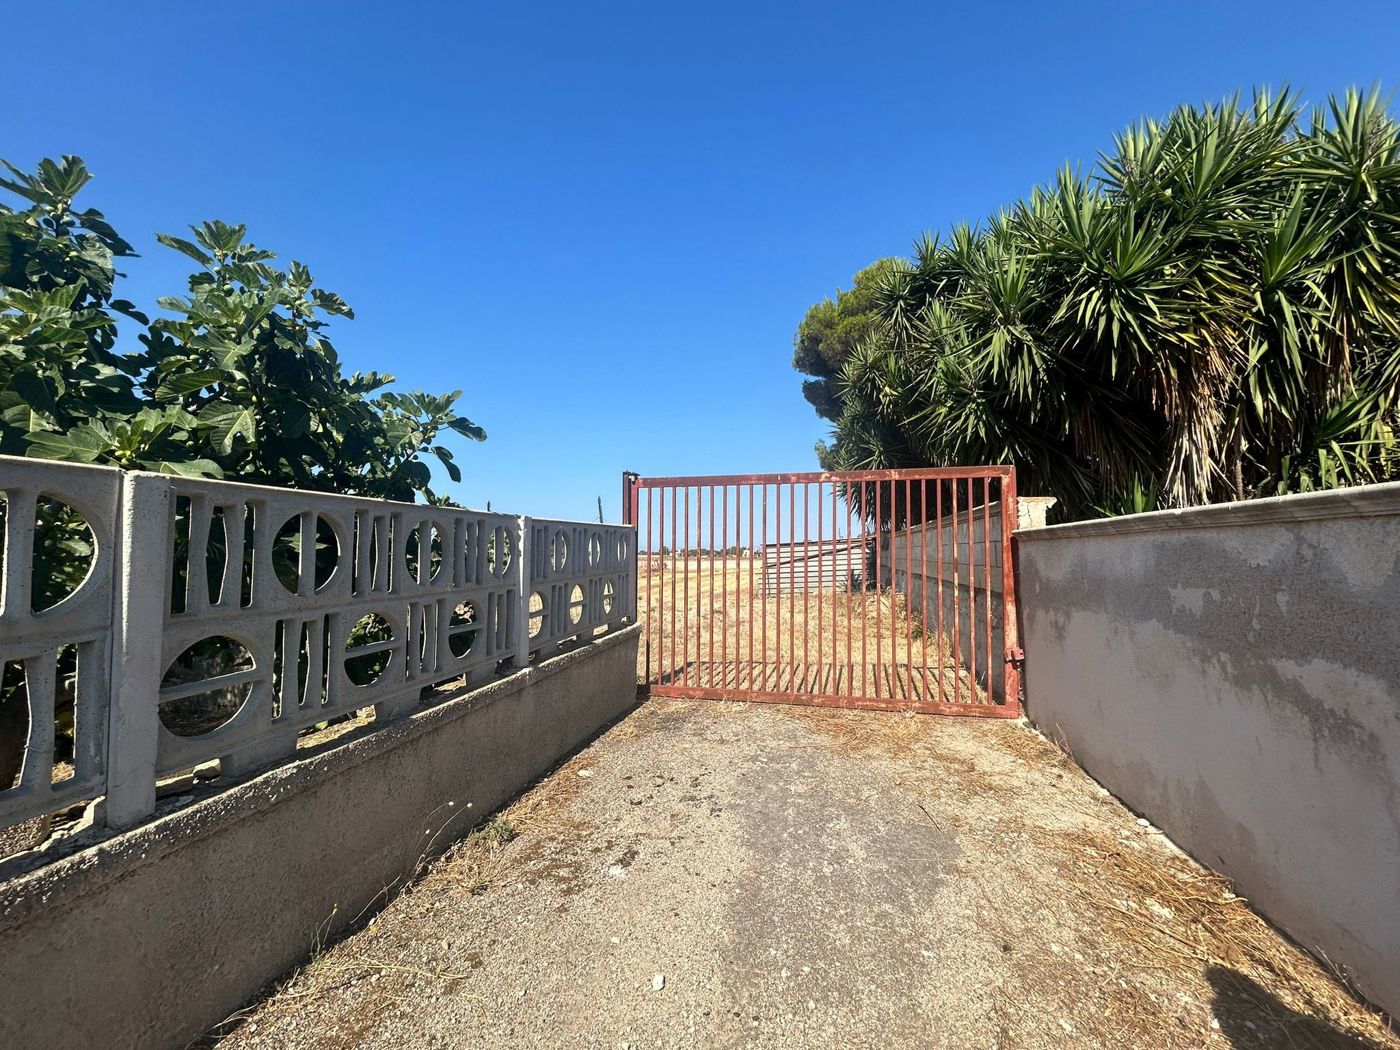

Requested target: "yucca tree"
[{"left": 819, "top": 87, "right": 1400, "bottom": 520}]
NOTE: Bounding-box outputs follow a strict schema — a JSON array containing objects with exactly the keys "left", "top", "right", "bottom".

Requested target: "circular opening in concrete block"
[
  {"left": 26, "top": 495, "right": 97, "bottom": 613},
  {"left": 159, "top": 637, "right": 254, "bottom": 737},
  {"left": 404, "top": 520, "right": 446, "bottom": 584},
  {"left": 345, "top": 613, "right": 396, "bottom": 685},
  {"left": 549, "top": 531, "right": 569, "bottom": 574},
  {"left": 487, "top": 526, "right": 513, "bottom": 579},
  {"left": 272, "top": 513, "right": 338, "bottom": 593},
  {"left": 587, "top": 532, "right": 603, "bottom": 569},
  {"left": 0, "top": 653, "right": 83, "bottom": 788},
  {"left": 528, "top": 591, "right": 546, "bottom": 639},
  {"left": 568, "top": 584, "right": 586, "bottom": 626},
  {"left": 447, "top": 601, "right": 479, "bottom": 658},
  {"left": 602, "top": 578, "right": 615, "bottom": 615}
]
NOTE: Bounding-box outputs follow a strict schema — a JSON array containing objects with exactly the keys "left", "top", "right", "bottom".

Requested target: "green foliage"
[
  {"left": 468, "top": 815, "right": 517, "bottom": 848},
  {"left": 815, "top": 89, "right": 1400, "bottom": 519},
  {"left": 0, "top": 157, "right": 485, "bottom": 501},
  {"left": 0, "top": 156, "right": 146, "bottom": 459},
  {"left": 792, "top": 258, "right": 901, "bottom": 423}
]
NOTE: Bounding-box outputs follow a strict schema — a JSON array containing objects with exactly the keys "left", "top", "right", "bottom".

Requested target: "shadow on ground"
[{"left": 1210, "top": 967, "right": 1391, "bottom": 1050}]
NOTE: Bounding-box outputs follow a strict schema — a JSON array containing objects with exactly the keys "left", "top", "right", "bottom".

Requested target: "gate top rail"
[{"left": 634, "top": 466, "right": 1014, "bottom": 488}]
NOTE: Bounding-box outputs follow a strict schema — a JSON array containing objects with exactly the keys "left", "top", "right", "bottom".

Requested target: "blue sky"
[{"left": 8, "top": 2, "right": 1399, "bottom": 520}]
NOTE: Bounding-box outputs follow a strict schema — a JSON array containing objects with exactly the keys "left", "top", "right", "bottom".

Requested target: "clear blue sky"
[{"left": 8, "top": 2, "right": 1399, "bottom": 520}]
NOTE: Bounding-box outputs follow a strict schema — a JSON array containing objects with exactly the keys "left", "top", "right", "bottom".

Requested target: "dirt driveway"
[{"left": 208, "top": 699, "right": 1395, "bottom": 1050}]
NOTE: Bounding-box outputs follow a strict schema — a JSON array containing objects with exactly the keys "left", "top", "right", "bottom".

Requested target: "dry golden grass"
[
  {"left": 636, "top": 557, "right": 998, "bottom": 705},
  {"left": 1033, "top": 824, "right": 1397, "bottom": 1048},
  {"left": 963, "top": 720, "right": 1397, "bottom": 1047}
]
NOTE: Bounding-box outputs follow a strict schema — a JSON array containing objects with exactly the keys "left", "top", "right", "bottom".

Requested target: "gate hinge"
[{"left": 1005, "top": 646, "right": 1025, "bottom": 666}]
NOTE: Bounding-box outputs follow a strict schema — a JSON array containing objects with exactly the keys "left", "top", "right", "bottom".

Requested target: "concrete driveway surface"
[{"left": 206, "top": 699, "right": 1396, "bottom": 1050}]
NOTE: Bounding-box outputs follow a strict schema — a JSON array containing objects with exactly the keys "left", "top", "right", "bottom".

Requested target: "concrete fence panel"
[
  {"left": 0, "top": 455, "right": 638, "bottom": 840},
  {"left": 0, "top": 460, "right": 121, "bottom": 828},
  {"left": 0, "top": 452, "right": 642, "bottom": 1049},
  {"left": 0, "top": 623, "right": 641, "bottom": 1050}
]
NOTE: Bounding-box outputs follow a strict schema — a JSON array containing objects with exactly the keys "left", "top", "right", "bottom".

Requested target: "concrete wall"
[
  {"left": 1016, "top": 484, "right": 1400, "bottom": 1015},
  {"left": 0, "top": 624, "right": 641, "bottom": 1050}
]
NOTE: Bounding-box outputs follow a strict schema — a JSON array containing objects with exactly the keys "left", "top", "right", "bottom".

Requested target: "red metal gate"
[{"left": 622, "top": 468, "right": 1021, "bottom": 717}]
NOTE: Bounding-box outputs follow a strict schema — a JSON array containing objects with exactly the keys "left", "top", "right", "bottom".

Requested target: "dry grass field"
[{"left": 636, "top": 555, "right": 998, "bottom": 707}]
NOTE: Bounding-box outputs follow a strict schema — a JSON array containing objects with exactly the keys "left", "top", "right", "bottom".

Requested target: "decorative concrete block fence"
[
  {"left": 0, "top": 454, "right": 636, "bottom": 839},
  {"left": 0, "top": 454, "right": 641, "bottom": 1050}
]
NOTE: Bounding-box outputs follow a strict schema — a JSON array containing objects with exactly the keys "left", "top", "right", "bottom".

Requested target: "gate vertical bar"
[
  {"left": 774, "top": 485, "right": 782, "bottom": 691},
  {"left": 1001, "top": 469, "right": 1021, "bottom": 711},
  {"left": 853, "top": 484, "right": 861, "bottom": 701},
  {"left": 708, "top": 485, "right": 715, "bottom": 688},
  {"left": 760, "top": 484, "right": 768, "bottom": 692},
  {"left": 935, "top": 481, "right": 944, "bottom": 704},
  {"left": 804, "top": 481, "right": 812, "bottom": 693},
  {"left": 655, "top": 488, "right": 664, "bottom": 687},
  {"left": 950, "top": 479, "right": 961, "bottom": 705},
  {"left": 645, "top": 486, "right": 655, "bottom": 686},
  {"left": 789, "top": 481, "right": 800, "bottom": 694},
  {"left": 893, "top": 480, "right": 904, "bottom": 700},
  {"left": 919, "top": 481, "right": 929, "bottom": 703},
  {"left": 823, "top": 484, "right": 834, "bottom": 700},
  {"left": 693, "top": 491, "right": 701, "bottom": 689},
  {"left": 748, "top": 484, "right": 756, "bottom": 692},
  {"left": 674, "top": 487, "right": 680, "bottom": 686},
  {"left": 983, "top": 477, "right": 993, "bottom": 704},
  {"left": 681, "top": 486, "right": 690, "bottom": 687},
  {"left": 720, "top": 485, "right": 728, "bottom": 688},
  {"left": 905, "top": 478, "right": 914, "bottom": 701},
  {"left": 873, "top": 477, "right": 882, "bottom": 699},
  {"left": 968, "top": 476, "right": 978, "bottom": 700}
]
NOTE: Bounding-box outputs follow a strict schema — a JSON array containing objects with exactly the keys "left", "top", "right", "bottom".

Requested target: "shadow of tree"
[{"left": 1208, "top": 965, "right": 1392, "bottom": 1050}]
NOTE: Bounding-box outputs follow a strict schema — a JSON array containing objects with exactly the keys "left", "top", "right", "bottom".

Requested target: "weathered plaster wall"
[
  {"left": 1017, "top": 485, "right": 1400, "bottom": 1015},
  {"left": 0, "top": 624, "right": 641, "bottom": 1050}
]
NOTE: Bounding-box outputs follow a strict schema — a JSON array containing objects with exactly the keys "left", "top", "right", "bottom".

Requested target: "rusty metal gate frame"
[{"left": 622, "top": 467, "right": 1021, "bottom": 718}]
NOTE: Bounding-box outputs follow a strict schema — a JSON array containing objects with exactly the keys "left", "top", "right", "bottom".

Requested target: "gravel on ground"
[{"left": 204, "top": 698, "right": 1397, "bottom": 1050}]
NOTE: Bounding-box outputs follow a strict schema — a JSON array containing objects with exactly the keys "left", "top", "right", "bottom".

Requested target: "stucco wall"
[
  {"left": 0, "top": 624, "right": 641, "bottom": 1050},
  {"left": 1016, "top": 484, "right": 1400, "bottom": 1015}
]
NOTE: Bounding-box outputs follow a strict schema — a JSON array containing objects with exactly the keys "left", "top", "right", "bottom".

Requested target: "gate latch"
[{"left": 1005, "top": 646, "right": 1025, "bottom": 666}]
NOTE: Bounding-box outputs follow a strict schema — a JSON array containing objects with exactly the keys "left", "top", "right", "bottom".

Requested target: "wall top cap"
[{"left": 1015, "top": 481, "right": 1400, "bottom": 541}]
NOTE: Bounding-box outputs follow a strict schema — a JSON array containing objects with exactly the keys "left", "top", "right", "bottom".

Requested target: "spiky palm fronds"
[{"left": 824, "top": 87, "right": 1400, "bottom": 519}]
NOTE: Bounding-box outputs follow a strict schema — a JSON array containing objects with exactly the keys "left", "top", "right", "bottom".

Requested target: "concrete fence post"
[
  {"left": 105, "top": 472, "right": 172, "bottom": 829},
  {"left": 513, "top": 515, "right": 532, "bottom": 668},
  {"left": 1015, "top": 496, "right": 1057, "bottom": 530}
]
